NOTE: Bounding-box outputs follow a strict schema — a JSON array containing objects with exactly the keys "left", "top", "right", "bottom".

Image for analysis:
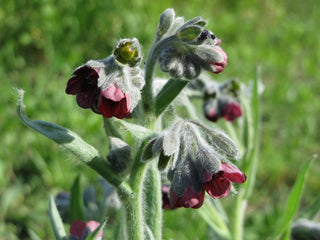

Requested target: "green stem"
[
  {"left": 232, "top": 190, "right": 247, "bottom": 240},
  {"left": 144, "top": 161, "right": 162, "bottom": 240},
  {"left": 141, "top": 36, "right": 175, "bottom": 114}
]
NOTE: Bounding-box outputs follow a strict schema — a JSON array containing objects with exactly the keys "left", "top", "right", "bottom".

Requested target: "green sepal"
[
  {"left": 157, "top": 8, "right": 175, "bottom": 40},
  {"left": 182, "top": 16, "right": 207, "bottom": 28},
  {"left": 141, "top": 138, "right": 157, "bottom": 162},
  {"left": 176, "top": 25, "right": 203, "bottom": 42},
  {"left": 157, "top": 151, "right": 171, "bottom": 170},
  {"left": 69, "top": 175, "right": 84, "bottom": 223},
  {"left": 48, "top": 195, "right": 67, "bottom": 240},
  {"left": 155, "top": 78, "right": 189, "bottom": 116}
]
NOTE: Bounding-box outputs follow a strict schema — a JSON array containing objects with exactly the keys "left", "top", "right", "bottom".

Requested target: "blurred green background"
[{"left": 1, "top": 0, "right": 319, "bottom": 239}]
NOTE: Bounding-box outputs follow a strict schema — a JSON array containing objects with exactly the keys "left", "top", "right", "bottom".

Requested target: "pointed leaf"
[
  {"left": 85, "top": 219, "right": 106, "bottom": 240},
  {"left": 16, "top": 89, "right": 123, "bottom": 187},
  {"left": 155, "top": 78, "right": 189, "bottom": 116},
  {"left": 69, "top": 175, "right": 85, "bottom": 222},
  {"left": 49, "top": 195, "right": 67, "bottom": 240},
  {"left": 273, "top": 157, "right": 315, "bottom": 238}
]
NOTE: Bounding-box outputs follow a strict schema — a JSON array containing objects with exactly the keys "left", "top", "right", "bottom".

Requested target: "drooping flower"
[
  {"left": 203, "top": 79, "right": 242, "bottom": 122},
  {"left": 164, "top": 163, "right": 246, "bottom": 209},
  {"left": 98, "top": 84, "right": 131, "bottom": 119},
  {"left": 154, "top": 119, "right": 243, "bottom": 209},
  {"left": 155, "top": 9, "right": 228, "bottom": 80},
  {"left": 169, "top": 184, "right": 205, "bottom": 209},
  {"left": 222, "top": 102, "right": 242, "bottom": 121},
  {"left": 203, "top": 163, "right": 247, "bottom": 199},
  {"left": 69, "top": 220, "right": 103, "bottom": 240},
  {"left": 65, "top": 42, "right": 144, "bottom": 119},
  {"left": 65, "top": 66, "right": 100, "bottom": 109}
]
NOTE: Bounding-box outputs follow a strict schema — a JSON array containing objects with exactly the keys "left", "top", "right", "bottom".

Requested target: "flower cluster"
[
  {"left": 155, "top": 9, "right": 228, "bottom": 80},
  {"left": 165, "top": 163, "right": 246, "bottom": 209},
  {"left": 203, "top": 79, "right": 242, "bottom": 122},
  {"left": 66, "top": 39, "right": 144, "bottom": 119},
  {"left": 153, "top": 119, "right": 246, "bottom": 209}
]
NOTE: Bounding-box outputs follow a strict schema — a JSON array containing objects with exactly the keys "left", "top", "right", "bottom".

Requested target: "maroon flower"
[
  {"left": 222, "top": 102, "right": 242, "bottom": 121},
  {"left": 98, "top": 84, "right": 131, "bottom": 119},
  {"left": 169, "top": 184, "right": 205, "bottom": 209},
  {"left": 66, "top": 66, "right": 100, "bottom": 109},
  {"left": 69, "top": 220, "right": 103, "bottom": 240},
  {"left": 203, "top": 163, "right": 246, "bottom": 199}
]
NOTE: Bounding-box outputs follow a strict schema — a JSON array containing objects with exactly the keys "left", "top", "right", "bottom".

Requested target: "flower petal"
[
  {"left": 222, "top": 102, "right": 242, "bottom": 121},
  {"left": 81, "top": 221, "right": 103, "bottom": 240},
  {"left": 69, "top": 220, "right": 87, "bottom": 240},
  {"left": 210, "top": 48, "right": 228, "bottom": 73},
  {"left": 100, "top": 84, "right": 126, "bottom": 102},
  {"left": 66, "top": 75, "right": 85, "bottom": 95},
  {"left": 170, "top": 185, "right": 204, "bottom": 209},
  {"left": 220, "top": 163, "right": 247, "bottom": 183},
  {"left": 204, "top": 176, "right": 231, "bottom": 199},
  {"left": 76, "top": 89, "right": 100, "bottom": 109},
  {"left": 98, "top": 93, "right": 131, "bottom": 119}
]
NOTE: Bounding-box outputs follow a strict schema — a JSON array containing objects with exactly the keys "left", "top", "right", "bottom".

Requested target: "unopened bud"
[
  {"left": 113, "top": 38, "right": 142, "bottom": 67},
  {"left": 157, "top": 8, "right": 175, "bottom": 39}
]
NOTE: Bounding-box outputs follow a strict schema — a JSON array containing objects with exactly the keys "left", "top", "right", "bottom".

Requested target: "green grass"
[{"left": 1, "top": 0, "right": 319, "bottom": 239}]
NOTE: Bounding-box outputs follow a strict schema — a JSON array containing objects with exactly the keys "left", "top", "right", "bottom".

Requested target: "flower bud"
[
  {"left": 113, "top": 38, "right": 142, "bottom": 67},
  {"left": 157, "top": 8, "right": 175, "bottom": 40},
  {"left": 107, "top": 137, "right": 132, "bottom": 173}
]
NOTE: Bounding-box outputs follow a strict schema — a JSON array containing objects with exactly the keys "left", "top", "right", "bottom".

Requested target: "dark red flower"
[
  {"left": 66, "top": 66, "right": 100, "bottom": 109},
  {"left": 98, "top": 84, "right": 131, "bottom": 119},
  {"left": 169, "top": 184, "right": 205, "bottom": 209},
  {"left": 69, "top": 220, "right": 103, "bottom": 240},
  {"left": 203, "top": 163, "right": 246, "bottom": 199},
  {"left": 222, "top": 102, "right": 242, "bottom": 121}
]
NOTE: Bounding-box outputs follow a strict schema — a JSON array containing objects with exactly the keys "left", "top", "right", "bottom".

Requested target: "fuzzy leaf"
[
  {"left": 49, "top": 195, "right": 67, "bottom": 240},
  {"left": 155, "top": 78, "right": 188, "bottom": 116},
  {"left": 112, "top": 118, "right": 156, "bottom": 140},
  {"left": 16, "top": 89, "right": 123, "bottom": 187},
  {"left": 69, "top": 175, "right": 84, "bottom": 222}
]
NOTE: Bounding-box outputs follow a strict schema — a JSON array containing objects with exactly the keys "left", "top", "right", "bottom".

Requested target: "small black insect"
[{"left": 197, "top": 30, "right": 216, "bottom": 41}]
